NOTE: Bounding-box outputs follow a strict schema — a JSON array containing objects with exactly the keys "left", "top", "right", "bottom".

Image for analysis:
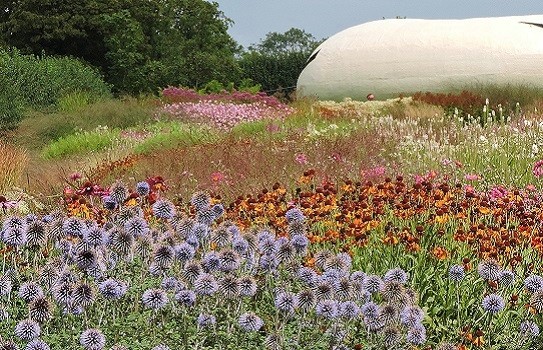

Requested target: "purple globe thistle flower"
[
  {"left": 0, "top": 275, "right": 13, "bottom": 296},
  {"left": 62, "top": 217, "right": 86, "bottom": 238},
  {"left": 194, "top": 273, "right": 218, "bottom": 296},
  {"left": 190, "top": 191, "right": 210, "bottom": 212},
  {"left": 183, "top": 260, "right": 203, "bottom": 284},
  {"left": 18, "top": 282, "right": 44, "bottom": 303},
  {"left": 290, "top": 234, "right": 309, "bottom": 254},
  {"left": 80, "top": 328, "right": 106, "bottom": 350},
  {"left": 383, "top": 326, "right": 401, "bottom": 348},
  {"left": 274, "top": 291, "right": 298, "bottom": 314},
  {"left": 276, "top": 241, "right": 295, "bottom": 262},
  {"left": 15, "top": 319, "right": 41, "bottom": 341},
  {"left": 211, "top": 226, "right": 231, "bottom": 248},
  {"left": 524, "top": 275, "right": 543, "bottom": 293},
  {"left": 314, "top": 280, "right": 334, "bottom": 301},
  {"left": 25, "top": 339, "right": 50, "bottom": 350},
  {"left": 316, "top": 299, "right": 339, "bottom": 319},
  {"left": 285, "top": 208, "right": 305, "bottom": 224},
  {"left": 73, "top": 283, "right": 95, "bottom": 308},
  {"left": 297, "top": 267, "right": 318, "bottom": 287},
  {"left": 136, "top": 181, "right": 151, "bottom": 196},
  {"left": 400, "top": 306, "right": 425, "bottom": 327},
  {"left": 124, "top": 217, "right": 149, "bottom": 237},
  {"left": 258, "top": 237, "right": 277, "bottom": 256},
  {"left": 287, "top": 221, "right": 306, "bottom": 237},
  {"left": 323, "top": 255, "right": 349, "bottom": 272},
  {"left": 109, "top": 181, "right": 128, "bottom": 204},
  {"left": 259, "top": 253, "right": 279, "bottom": 271},
  {"left": 83, "top": 227, "right": 106, "bottom": 246},
  {"left": 29, "top": 297, "right": 52, "bottom": 323},
  {"left": 25, "top": 220, "right": 46, "bottom": 247},
  {"left": 238, "top": 312, "right": 264, "bottom": 332},
  {"left": 339, "top": 301, "right": 360, "bottom": 320},
  {"left": 364, "top": 315, "right": 385, "bottom": 333},
  {"left": 363, "top": 275, "right": 383, "bottom": 294},
  {"left": 238, "top": 276, "right": 258, "bottom": 297},
  {"left": 297, "top": 289, "right": 316, "bottom": 312},
  {"left": 1, "top": 340, "right": 19, "bottom": 350},
  {"left": 102, "top": 196, "right": 117, "bottom": 211},
  {"left": 361, "top": 301, "right": 379, "bottom": 319},
  {"left": 174, "top": 243, "right": 195, "bottom": 263},
  {"left": 211, "top": 204, "right": 224, "bottom": 219},
  {"left": 378, "top": 304, "right": 398, "bottom": 325},
  {"left": 152, "top": 199, "right": 176, "bottom": 220},
  {"left": 98, "top": 279, "right": 126, "bottom": 300},
  {"left": 482, "top": 293, "right": 505, "bottom": 314},
  {"left": 142, "top": 289, "right": 169, "bottom": 310},
  {"left": 384, "top": 268, "right": 408, "bottom": 284},
  {"left": 153, "top": 245, "right": 175, "bottom": 268},
  {"left": 477, "top": 259, "right": 501, "bottom": 281},
  {"left": 448, "top": 264, "right": 465, "bottom": 283},
  {"left": 530, "top": 291, "right": 543, "bottom": 312},
  {"left": 3, "top": 226, "right": 27, "bottom": 247},
  {"left": 2, "top": 216, "right": 26, "bottom": 231},
  {"left": 336, "top": 252, "right": 352, "bottom": 269},
  {"left": 52, "top": 282, "right": 73, "bottom": 306},
  {"left": 257, "top": 229, "right": 274, "bottom": 243},
  {"left": 499, "top": 270, "right": 515, "bottom": 288},
  {"left": 75, "top": 250, "right": 98, "bottom": 271},
  {"left": 197, "top": 313, "right": 216, "bottom": 328},
  {"left": 520, "top": 320, "right": 540, "bottom": 337},
  {"left": 218, "top": 275, "right": 240, "bottom": 299},
  {"left": 406, "top": 325, "right": 427, "bottom": 345},
  {"left": 321, "top": 268, "right": 346, "bottom": 287},
  {"left": 219, "top": 249, "right": 241, "bottom": 272},
  {"left": 202, "top": 251, "right": 221, "bottom": 272},
  {"left": 232, "top": 236, "right": 249, "bottom": 255},
  {"left": 196, "top": 209, "right": 215, "bottom": 226},
  {"left": 161, "top": 276, "right": 181, "bottom": 291},
  {"left": 112, "top": 230, "right": 134, "bottom": 257},
  {"left": 175, "top": 289, "right": 196, "bottom": 307}
]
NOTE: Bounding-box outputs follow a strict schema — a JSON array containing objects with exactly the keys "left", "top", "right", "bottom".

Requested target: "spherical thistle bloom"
[
  {"left": 314, "top": 280, "right": 335, "bottom": 301},
  {"left": 524, "top": 275, "right": 543, "bottom": 294},
  {"left": 219, "top": 248, "right": 241, "bottom": 272},
  {"left": 153, "top": 245, "right": 175, "bottom": 268},
  {"left": 190, "top": 191, "right": 211, "bottom": 212},
  {"left": 73, "top": 283, "right": 96, "bottom": 308},
  {"left": 477, "top": 259, "right": 501, "bottom": 281},
  {"left": 297, "top": 267, "right": 318, "bottom": 287},
  {"left": 196, "top": 209, "right": 215, "bottom": 226},
  {"left": 80, "top": 328, "right": 106, "bottom": 350},
  {"left": 498, "top": 270, "right": 515, "bottom": 288},
  {"left": 380, "top": 281, "right": 406, "bottom": 303},
  {"left": 323, "top": 255, "right": 349, "bottom": 272},
  {"left": 62, "top": 217, "right": 86, "bottom": 238},
  {"left": 384, "top": 268, "right": 408, "bottom": 284},
  {"left": 482, "top": 293, "right": 505, "bottom": 314},
  {"left": 285, "top": 208, "right": 305, "bottom": 224},
  {"left": 174, "top": 243, "right": 195, "bottom": 263},
  {"left": 1, "top": 340, "right": 19, "bottom": 350},
  {"left": 339, "top": 301, "right": 360, "bottom": 320},
  {"left": 102, "top": 196, "right": 117, "bottom": 211},
  {"left": 136, "top": 181, "right": 151, "bottom": 196},
  {"left": 259, "top": 253, "right": 279, "bottom": 271},
  {"left": 112, "top": 229, "right": 134, "bottom": 257},
  {"left": 274, "top": 291, "right": 298, "bottom": 314},
  {"left": 218, "top": 275, "right": 240, "bottom": 299},
  {"left": 25, "top": 220, "right": 46, "bottom": 247},
  {"left": 15, "top": 319, "right": 41, "bottom": 341},
  {"left": 211, "top": 204, "right": 224, "bottom": 219},
  {"left": 0, "top": 307, "right": 9, "bottom": 322},
  {"left": 197, "top": 313, "right": 216, "bottom": 329},
  {"left": 191, "top": 223, "right": 209, "bottom": 242},
  {"left": 29, "top": 297, "right": 52, "bottom": 323},
  {"left": 2, "top": 216, "right": 26, "bottom": 231},
  {"left": 378, "top": 304, "right": 398, "bottom": 326},
  {"left": 75, "top": 250, "right": 98, "bottom": 271},
  {"left": 142, "top": 288, "right": 169, "bottom": 310},
  {"left": 183, "top": 260, "right": 203, "bottom": 284},
  {"left": 400, "top": 306, "right": 425, "bottom": 328},
  {"left": 202, "top": 251, "right": 221, "bottom": 272},
  {"left": 436, "top": 343, "right": 458, "bottom": 350},
  {"left": 363, "top": 275, "right": 384, "bottom": 294},
  {"left": 109, "top": 181, "right": 128, "bottom": 205},
  {"left": 152, "top": 199, "right": 176, "bottom": 220},
  {"left": 383, "top": 326, "right": 401, "bottom": 348},
  {"left": 257, "top": 236, "right": 277, "bottom": 256},
  {"left": 238, "top": 276, "right": 258, "bottom": 297},
  {"left": 238, "top": 312, "right": 264, "bottom": 332},
  {"left": 321, "top": 268, "right": 346, "bottom": 287},
  {"left": 316, "top": 299, "right": 339, "bottom": 319},
  {"left": 297, "top": 289, "right": 316, "bottom": 312},
  {"left": 232, "top": 236, "right": 249, "bottom": 255},
  {"left": 175, "top": 289, "right": 196, "bottom": 307},
  {"left": 530, "top": 290, "right": 543, "bottom": 312},
  {"left": 0, "top": 275, "right": 13, "bottom": 296},
  {"left": 290, "top": 234, "right": 309, "bottom": 254},
  {"left": 52, "top": 282, "right": 73, "bottom": 306},
  {"left": 124, "top": 217, "right": 149, "bottom": 237},
  {"left": 406, "top": 325, "right": 427, "bottom": 345},
  {"left": 194, "top": 273, "right": 218, "bottom": 296},
  {"left": 448, "top": 264, "right": 465, "bottom": 283},
  {"left": 264, "top": 333, "right": 281, "bottom": 350},
  {"left": 25, "top": 339, "right": 50, "bottom": 350},
  {"left": 335, "top": 277, "right": 353, "bottom": 301},
  {"left": 98, "top": 279, "right": 125, "bottom": 300},
  {"left": 176, "top": 218, "right": 195, "bottom": 238},
  {"left": 161, "top": 276, "right": 181, "bottom": 291},
  {"left": 211, "top": 226, "right": 232, "bottom": 248},
  {"left": 83, "top": 227, "right": 106, "bottom": 247},
  {"left": 276, "top": 241, "right": 295, "bottom": 262},
  {"left": 2, "top": 226, "right": 27, "bottom": 247},
  {"left": 520, "top": 320, "right": 540, "bottom": 337},
  {"left": 364, "top": 315, "right": 385, "bottom": 333},
  {"left": 18, "top": 282, "right": 44, "bottom": 303}
]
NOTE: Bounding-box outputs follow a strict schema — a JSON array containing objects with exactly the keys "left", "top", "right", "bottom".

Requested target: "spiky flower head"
[
  {"left": 194, "top": 273, "right": 218, "bottom": 296},
  {"left": 73, "top": 283, "right": 96, "bottom": 308},
  {"left": 195, "top": 209, "right": 215, "bottom": 226},
  {"left": 183, "top": 260, "right": 203, "bottom": 284},
  {"left": 448, "top": 264, "right": 465, "bottom": 283},
  {"left": 339, "top": 301, "right": 360, "bottom": 320},
  {"left": 274, "top": 291, "right": 298, "bottom": 314},
  {"left": 297, "top": 289, "right": 316, "bottom": 312},
  {"left": 102, "top": 196, "right": 117, "bottom": 211},
  {"left": 29, "top": 297, "right": 52, "bottom": 323},
  {"left": 406, "top": 325, "right": 427, "bottom": 345},
  {"left": 112, "top": 229, "right": 133, "bottom": 257},
  {"left": 363, "top": 275, "right": 384, "bottom": 294},
  {"left": 75, "top": 250, "right": 98, "bottom": 271},
  {"left": 383, "top": 326, "right": 401, "bottom": 348},
  {"left": 202, "top": 251, "right": 221, "bottom": 272},
  {"left": 477, "top": 259, "right": 501, "bottom": 281},
  {"left": 152, "top": 199, "right": 176, "bottom": 220},
  {"left": 361, "top": 301, "right": 379, "bottom": 319},
  {"left": 498, "top": 270, "right": 515, "bottom": 288},
  {"left": 520, "top": 320, "right": 540, "bottom": 337},
  {"left": 2, "top": 225, "right": 27, "bottom": 246},
  {"left": 25, "top": 339, "right": 50, "bottom": 350},
  {"left": 84, "top": 226, "right": 106, "bottom": 247},
  {"left": 25, "top": 220, "right": 46, "bottom": 247},
  {"left": 62, "top": 217, "right": 86, "bottom": 238},
  {"left": 174, "top": 243, "right": 195, "bottom": 263},
  {"left": 524, "top": 275, "right": 543, "bottom": 294},
  {"left": 219, "top": 248, "right": 241, "bottom": 272},
  {"left": 297, "top": 267, "right": 318, "bottom": 287},
  {"left": 175, "top": 289, "right": 196, "bottom": 307},
  {"left": 153, "top": 245, "right": 175, "bottom": 268},
  {"left": 400, "top": 306, "right": 425, "bottom": 328},
  {"left": 482, "top": 293, "right": 505, "bottom": 314},
  {"left": 232, "top": 236, "right": 249, "bottom": 255},
  {"left": 80, "top": 328, "right": 106, "bottom": 350},
  {"left": 384, "top": 268, "right": 408, "bottom": 284},
  {"left": 2, "top": 216, "right": 26, "bottom": 231},
  {"left": 378, "top": 304, "right": 398, "bottom": 325},
  {"left": 238, "top": 312, "right": 264, "bottom": 332},
  {"left": 142, "top": 288, "right": 169, "bottom": 310},
  {"left": 211, "top": 204, "right": 224, "bottom": 219},
  {"left": 290, "top": 234, "right": 309, "bottom": 255},
  {"left": 316, "top": 299, "right": 339, "bottom": 319},
  {"left": 18, "top": 282, "right": 44, "bottom": 303},
  {"left": 136, "top": 181, "right": 151, "bottom": 196},
  {"left": 218, "top": 275, "right": 240, "bottom": 299},
  {"left": 191, "top": 191, "right": 210, "bottom": 211},
  {"left": 530, "top": 290, "right": 543, "bottom": 312},
  {"left": 0, "top": 274, "right": 12, "bottom": 296},
  {"left": 197, "top": 313, "right": 216, "bottom": 328},
  {"left": 98, "top": 279, "right": 127, "bottom": 300},
  {"left": 314, "top": 280, "right": 334, "bottom": 301},
  {"left": 15, "top": 319, "right": 41, "bottom": 341},
  {"left": 124, "top": 217, "right": 149, "bottom": 237},
  {"left": 0, "top": 340, "right": 19, "bottom": 350},
  {"left": 238, "top": 276, "right": 258, "bottom": 297},
  {"left": 287, "top": 221, "right": 306, "bottom": 237},
  {"left": 109, "top": 181, "right": 128, "bottom": 204},
  {"left": 285, "top": 208, "right": 305, "bottom": 224}
]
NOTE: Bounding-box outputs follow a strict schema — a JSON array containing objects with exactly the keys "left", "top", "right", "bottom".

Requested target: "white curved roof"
[{"left": 297, "top": 15, "right": 543, "bottom": 100}]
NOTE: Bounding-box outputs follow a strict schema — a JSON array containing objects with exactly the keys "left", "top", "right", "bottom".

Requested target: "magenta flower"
[
  {"left": 295, "top": 153, "right": 308, "bottom": 165},
  {"left": 0, "top": 196, "right": 19, "bottom": 213},
  {"left": 464, "top": 174, "right": 481, "bottom": 181},
  {"left": 533, "top": 160, "right": 543, "bottom": 178},
  {"left": 489, "top": 186, "right": 508, "bottom": 200}
]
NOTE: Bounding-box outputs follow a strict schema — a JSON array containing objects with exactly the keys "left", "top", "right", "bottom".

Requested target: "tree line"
[{"left": 0, "top": 0, "right": 323, "bottom": 95}]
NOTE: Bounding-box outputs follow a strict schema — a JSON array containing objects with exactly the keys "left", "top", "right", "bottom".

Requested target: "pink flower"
[
  {"left": 295, "top": 153, "right": 308, "bottom": 165},
  {"left": 464, "top": 185, "right": 475, "bottom": 194},
  {"left": 211, "top": 172, "right": 225, "bottom": 184},
  {"left": 0, "top": 195, "right": 19, "bottom": 212},
  {"left": 526, "top": 184, "right": 537, "bottom": 192},
  {"left": 489, "top": 186, "right": 508, "bottom": 200},
  {"left": 533, "top": 159, "right": 543, "bottom": 178},
  {"left": 441, "top": 159, "right": 453, "bottom": 166},
  {"left": 464, "top": 174, "right": 481, "bottom": 181},
  {"left": 69, "top": 172, "right": 82, "bottom": 181},
  {"left": 330, "top": 152, "right": 343, "bottom": 162}
]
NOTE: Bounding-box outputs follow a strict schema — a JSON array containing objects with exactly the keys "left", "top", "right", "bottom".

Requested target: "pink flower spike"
[
  {"left": 295, "top": 153, "right": 308, "bottom": 165},
  {"left": 533, "top": 159, "right": 543, "bottom": 178}
]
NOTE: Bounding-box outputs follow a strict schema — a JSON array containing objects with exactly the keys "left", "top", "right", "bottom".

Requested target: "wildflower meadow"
[{"left": 3, "top": 85, "right": 543, "bottom": 350}]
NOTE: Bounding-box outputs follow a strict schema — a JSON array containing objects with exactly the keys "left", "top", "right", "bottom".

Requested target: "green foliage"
[
  {"left": 239, "top": 28, "right": 323, "bottom": 94},
  {"left": 0, "top": 84, "right": 24, "bottom": 130},
  {"left": 41, "top": 127, "right": 120, "bottom": 159},
  {"left": 0, "top": 0, "right": 241, "bottom": 94}
]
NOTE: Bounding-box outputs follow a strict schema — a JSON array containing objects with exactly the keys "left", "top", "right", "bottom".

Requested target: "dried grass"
[{"left": 0, "top": 142, "right": 29, "bottom": 192}]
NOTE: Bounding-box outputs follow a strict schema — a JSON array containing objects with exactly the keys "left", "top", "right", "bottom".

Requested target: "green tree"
[
  {"left": 0, "top": 0, "right": 241, "bottom": 94},
  {"left": 239, "top": 28, "right": 323, "bottom": 95}
]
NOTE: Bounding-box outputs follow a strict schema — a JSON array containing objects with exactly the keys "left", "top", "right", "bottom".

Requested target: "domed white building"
[{"left": 297, "top": 15, "right": 543, "bottom": 100}]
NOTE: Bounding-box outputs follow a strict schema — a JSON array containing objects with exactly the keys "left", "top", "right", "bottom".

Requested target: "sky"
[{"left": 215, "top": 1, "right": 543, "bottom": 48}]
